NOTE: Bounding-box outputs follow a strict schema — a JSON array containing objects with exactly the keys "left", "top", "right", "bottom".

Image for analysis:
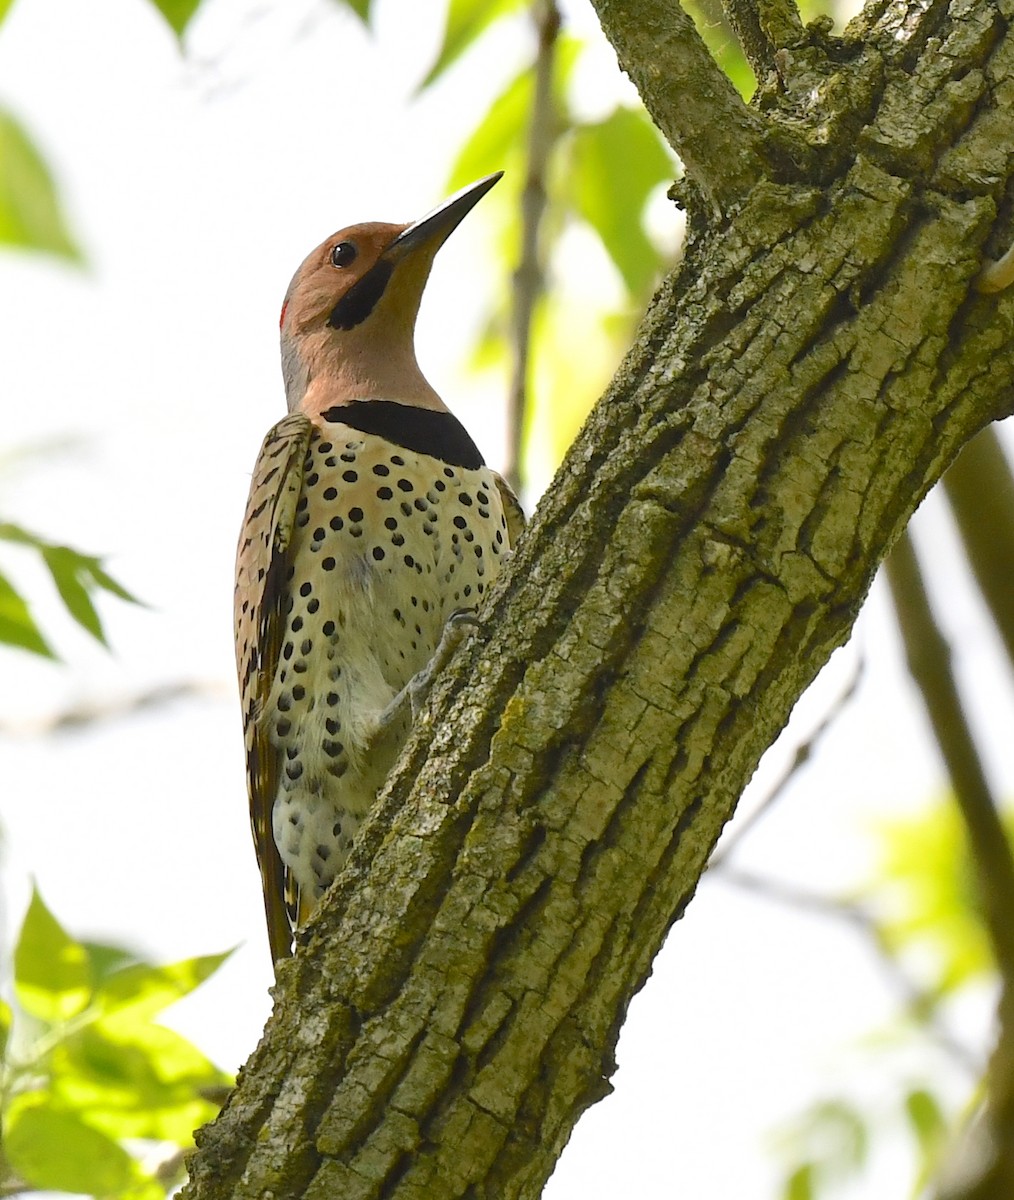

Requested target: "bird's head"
[{"left": 279, "top": 171, "right": 502, "bottom": 416}]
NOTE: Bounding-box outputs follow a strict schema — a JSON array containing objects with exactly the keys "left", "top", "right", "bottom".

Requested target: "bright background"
[{"left": 0, "top": 0, "right": 1011, "bottom": 1195}]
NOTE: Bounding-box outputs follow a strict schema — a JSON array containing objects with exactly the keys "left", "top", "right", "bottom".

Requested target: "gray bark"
[{"left": 184, "top": 0, "right": 1014, "bottom": 1195}]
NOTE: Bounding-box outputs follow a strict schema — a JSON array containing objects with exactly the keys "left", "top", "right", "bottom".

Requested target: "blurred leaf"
[
  {"left": 0, "top": 522, "right": 141, "bottom": 647},
  {"left": 774, "top": 1098, "right": 869, "bottom": 1193},
  {"left": 0, "top": 0, "right": 14, "bottom": 26},
  {"left": 3, "top": 1095, "right": 160, "bottom": 1196},
  {"left": 0, "top": 109, "right": 81, "bottom": 260},
  {"left": 422, "top": 0, "right": 524, "bottom": 89},
  {"left": 42, "top": 546, "right": 107, "bottom": 642},
  {"left": 784, "top": 1162, "right": 815, "bottom": 1200},
  {"left": 82, "top": 940, "right": 143, "bottom": 987},
  {"left": 95, "top": 950, "right": 233, "bottom": 1025},
  {"left": 333, "top": 0, "right": 372, "bottom": 22},
  {"left": 0, "top": 568, "right": 54, "bottom": 657},
  {"left": 4, "top": 900, "right": 231, "bottom": 1180},
  {"left": 873, "top": 800, "right": 996, "bottom": 993},
  {"left": 525, "top": 297, "right": 630, "bottom": 477},
  {"left": 147, "top": 0, "right": 202, "bottom": 36},
  {"left": 449, "top": 63, "right": 534, "bottom": 191},
  {"left": 14, "top": 887, "right": 91, "bottom": 1022},
  {"left": 0, "top": 996, "right": 12, "bottom": 1058},
  {"left": 449, "top": 37, "right": 579, "bottom": 192},
  {"left": 569, "top": 106, "right": 674, "bottom": 296},
  {"left": 905, "top": 1088, "right": 946, "bottom": 1150},
  {"left": 52, "top": 1019, "right": 231, "bottom": 1142}
]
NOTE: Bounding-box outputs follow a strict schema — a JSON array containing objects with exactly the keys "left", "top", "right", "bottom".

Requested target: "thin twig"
[
  {"left": 504, "top": 0, "right": 561, "bottom": 496},
  {"left": 709, "top": 651, "right": 863, "bottom": 869},
  {"left": 885, "top": 529, "right": 1014, "bottom": 1200},
  {"left": 715, "top": 864, "right": 983, "bottom": 1072},
  {"left": 0, "top": 680, "right": 226, "bottom": 737}
]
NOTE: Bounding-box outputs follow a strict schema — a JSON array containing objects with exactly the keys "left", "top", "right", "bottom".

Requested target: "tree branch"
[
  {"left": 755, "top": 0, "right": 805, "bottom": 50},
  {"left": 943, "top": 428, "right": 1014, "bottom": 676},
  {"left": 184, "top": 1, "right": 1014, "bottom": 1196},
  {"left": 505, "top": 0, "right": 561, "bottom": 495},
  {"left": 589, "top": 0, "right": 770, "bottom": 214},
  {"left": 885, "top": 529, "right": 1014, "bottom": 975},
  {"left": 722, "top": 0, "right": 806, "bottom": 72},
  {"left": 719, "top": 0, "right": 772, "bottom": 69},
  {"left": 885, "top": 529, "right": 1014, "bottom": 1200}
]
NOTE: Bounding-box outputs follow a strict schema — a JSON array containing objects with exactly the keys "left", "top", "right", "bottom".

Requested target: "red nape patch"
[{"left": 279, "top": 301, "right": 288, "bottom": 329}]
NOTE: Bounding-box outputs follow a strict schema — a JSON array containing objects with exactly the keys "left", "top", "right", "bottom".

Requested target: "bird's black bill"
[
  {"left": 383, "top": 171, "right": 503, "bottom": 261},
  {"left": 327, "top": 172, "right": 503, "bottom": 332}
]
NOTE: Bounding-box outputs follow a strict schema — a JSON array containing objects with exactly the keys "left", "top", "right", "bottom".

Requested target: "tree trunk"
[{"left": 183, "top": 0, "right": 1014, "bottom": 1195}]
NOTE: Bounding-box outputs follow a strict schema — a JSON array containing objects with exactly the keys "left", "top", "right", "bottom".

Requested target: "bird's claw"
[{"left": 376, "top": 607, "right": 484, "bottom": 733}]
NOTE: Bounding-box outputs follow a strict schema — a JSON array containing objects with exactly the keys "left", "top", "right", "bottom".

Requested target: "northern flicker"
[{"left": 235, "top": 173, "right": 523, "bottom": 964}]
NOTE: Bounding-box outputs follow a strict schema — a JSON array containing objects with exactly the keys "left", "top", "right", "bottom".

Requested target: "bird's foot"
[{"left": 377, "top": 608, "right": 482, "bottom": 733}]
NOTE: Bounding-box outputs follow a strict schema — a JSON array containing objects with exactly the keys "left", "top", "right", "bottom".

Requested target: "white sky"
[{"left": 0, "top": 1, "right": 1011, "bottom": 1196}]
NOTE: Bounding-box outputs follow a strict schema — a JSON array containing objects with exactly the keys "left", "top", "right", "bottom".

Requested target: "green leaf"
[
  {"left": 52, "top": 1019, "right": 231, "bottom": 1143},
  {"left": 569, "top": 106, "right": 674, "bottom": 296},
  {"left": 333, "top": 0, "right": 372, "bottom": 22},
  {"left": 449, "top": 38, "right": 578, "bottom": 193},
  {"left": 872, "top": 800, "right": 996, "bottom": 993},
  {"left": 3, "top": 1095, "right": 159, "bottom": 1196},
  {"left": 82, "top": 941, "right": 142, "bottom": 987},
  {"left": 422, "top": 0, "right": 524, "bottom": 89},
  {"left": 88, "top": 560, "right": 141, "bottom": 604},
  {"left": 905, "top": 1088, "right": 947, "bottom": 1152},
  {"left": 449, "top": 63, "right": 533, "bottom": 191},
  {"left": 784, "top": 1162, "right": 814, "bottom": 1200},
  {"left": 0, "top": 996, "right": 12, "bottom": 1058},
  {"left": 42, "top": 546, "right": 105, "bottom": 642},
  {"left": 147, "top": 0, "right": 202, "bottom": 36},
  {"left": 0, "top": 568, "right": 54, "bottom": 657},
  {"left": 95, "top": 950, "right": 233, "bottom": 1025},
  {"left": 522, "top": 299, "right": 630, "bottom": 476},
  {"left": 14, "top": 887, "right": 91, "bottom": 1023},
  {"left": 773, "top": 1098, "right": 869, "bottom": 1193},
  {"left": 0, "top": 0, "right": 15, "bottom": 27},
  {"left": 0, "top": 109, "right": 81, "bottom": 261},
  {"left": 0, "top": 522, "right": 141, "bottom": 647}
]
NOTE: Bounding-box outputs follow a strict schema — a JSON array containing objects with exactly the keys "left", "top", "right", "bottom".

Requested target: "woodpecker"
[{"left": 235, "top": 173, "right": 523, "bottom": 964}]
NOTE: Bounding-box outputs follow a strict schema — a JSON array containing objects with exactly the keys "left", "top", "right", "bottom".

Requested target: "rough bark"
[{"left": 184, "top": 0, "right": 1014, "bottom": 1196}]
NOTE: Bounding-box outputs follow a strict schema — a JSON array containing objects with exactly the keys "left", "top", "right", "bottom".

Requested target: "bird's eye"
[{"left": 330, "top": 241, "right": 357, "bottom": 268}]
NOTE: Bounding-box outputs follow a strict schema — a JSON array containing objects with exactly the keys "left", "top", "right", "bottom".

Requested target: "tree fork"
[{"left": 185, "top": 0, "right": 1014, "bottom": 1196}]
